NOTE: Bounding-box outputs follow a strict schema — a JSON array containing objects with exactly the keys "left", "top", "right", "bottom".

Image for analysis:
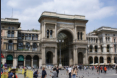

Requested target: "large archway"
[
  {"left": 78, "top": 52, "right": 83, "bottom": 65},
  {"left": 46, "top": 52, "right": 53, "bottom": 64},
  {"left": 88, "top": 57, "right": 93, "bottom": 64},
  {"left": 33, "top": 55, "right": 39, "bottom": 68},
  {"left": 6, "top": 55, "right": 13, "bottom": 67},
  {"left": 57, "top": 30, "right": 73, "bottom": 66},
  {"left": 26, "top": 55, "right": 31, "bottom": 66},
  {"left": 18, "top": 55, "right": 24, "bottom": 66}
]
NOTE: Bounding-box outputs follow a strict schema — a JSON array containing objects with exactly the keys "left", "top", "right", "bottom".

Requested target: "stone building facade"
[
  {"left": 87, "top": 27, "right": 117, "bottom": 65},
  {"left": 1, "top": 11, "right": 117, "bottom": 68}
]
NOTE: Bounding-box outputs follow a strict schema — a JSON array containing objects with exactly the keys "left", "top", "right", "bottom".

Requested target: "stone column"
[
  {"left": 111, "top": 56, "right": 114, "bottom": 64},
  {"left": 42, "top": 47, "right": 46, "bottom": 67},
  {"left": 103, "top": 44, "right": 106, "bottom": 53},
  {"left": 53, "top": 47, "right": 57, "bottom": 66},
  {"left": 98, "top": 45, "right": 101, "bottom": 53},
  {"left": 44, "top": 23, "right": 45, "bottom": 38},
  {"left": 85, "top": 48, "right": 88, "bottom": 64},
  {"left": 69, "top": 48, "right": 73, "bottom": 66},
  {"left": 31, "top": 58, "right": 33, "bottom": 67},
  {"left": 83, "top": 53, "right": 86, "bottom": 65},
  {"left": 73, "top": 48, "right": 78, "bottom": 65},
  {"left": 55, "top": 24, "right": 57, "bottom": 38},
  {"left": 13, "top": 58, "right": 17, "bottom": 67},
  {"left": 104, "top": 56, "right": 107, "bottom": 64},
  {"left": 110, "top": 45, "right": 113, "bottom": 53},
  {"left": 24, "top": 59, "right": 25, "bottom": 66},
  {"left": 102, "top": 33, "right": 106, "bottom": 43},
  {"left": 93, "top": 45, "right": 95, "bottom": 53},
  {"left": 39, "top": 59, "right": 42, "bottom": 68}
]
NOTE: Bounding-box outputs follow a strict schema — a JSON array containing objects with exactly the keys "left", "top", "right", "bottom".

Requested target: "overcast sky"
[{"left": 1, "top": 0, "right": 117, "bottom": 33}]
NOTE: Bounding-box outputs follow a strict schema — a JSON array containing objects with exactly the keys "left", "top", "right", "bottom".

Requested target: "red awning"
[{"left": 1, "top": 53, "right": 4, "bottom": 58}]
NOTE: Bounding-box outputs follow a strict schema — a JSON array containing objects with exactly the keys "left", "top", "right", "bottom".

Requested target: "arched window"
[
  {"left": 90, "top": 45, "right": 93, "bottom": 52},
  {"left": 8, "top": 40, "right": 13, "bottom": 50},
  {"left": 33, "top": 43, "right": 37, "bottom": 51},
  {"left": 32, "top": 34, "right": 35, "bottom": 40},
  {"left": 12, "top": 27, "right": 14, "bottom": 29},
  {"left": 26, "top": 42, "right": 30, "bottom": 50},
  {"left": 100, "top": 57, "right": 104, "bottom": 63},
  {"left": 22, "top": 34, "right": 24, "bottom": 40},
  {"left": 107, "top": 45, "right": 110, "bottom": 52},
  {"left": 50, "top": 30, "right": 53, "bottom": 38},
  {"left": 94, "top": 57, "right": 98, "bottom": 63},
  {"left": 94, "top": 38, "right": 95, "bottom": 42},
  {"left": 47, "top": 30, "right": 49, "bottom": 38},
  {"left": 107, "top": 57, "right": 111, "bottom": 63},
  {"left": 96, "top": 39, "right": 98, "bottom": 43},
  {"left": 29, "top": 34, "right": 31, "bottom": 40},
  {"left": 11, "top": 31, "right": 14, "bottom": 37},
  {"left": 7, "top": 30, "right": 10, "bottom": 37},
  {"left": 35, "top": 34, "right": 38, "bottom": 40},
  {"left": 25, "top": 34, "right": 28, "bottom": 40},
  {"left": 95, "top": 46, "right": 98, "bottom": 52},
  {"left": 18, "top": 42, "right": 23, "bottom": 50},
  {"left": 89, "top": 57, "right": 93, "bottom": 64}
]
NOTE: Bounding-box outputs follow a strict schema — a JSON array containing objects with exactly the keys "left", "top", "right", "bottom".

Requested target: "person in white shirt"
[{"left": 68, "top": 66, "right": 72, "bottom": 78}]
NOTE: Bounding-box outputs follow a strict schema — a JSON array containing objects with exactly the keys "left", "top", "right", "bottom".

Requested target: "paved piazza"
[{"left": 16, "top": 69, "right": 117, "bottom": 78}]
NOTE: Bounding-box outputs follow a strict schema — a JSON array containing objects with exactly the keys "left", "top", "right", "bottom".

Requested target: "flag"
[{"left": 1, "top": 53, "right": 4, "bottom": 58}]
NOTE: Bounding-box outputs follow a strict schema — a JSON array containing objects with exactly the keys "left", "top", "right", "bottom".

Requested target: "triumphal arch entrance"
[{"left": 38, "top": 11, "right": 88, "bottom": 66}]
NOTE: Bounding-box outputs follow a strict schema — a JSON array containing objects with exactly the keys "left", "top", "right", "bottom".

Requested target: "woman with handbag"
[{"left": 71, "top": 67, "right": 77, "bottom": 78}]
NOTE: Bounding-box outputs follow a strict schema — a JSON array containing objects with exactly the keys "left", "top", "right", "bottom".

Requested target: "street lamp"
[{"left": 57, "top": 39, "right": 64, "bottom": 67}]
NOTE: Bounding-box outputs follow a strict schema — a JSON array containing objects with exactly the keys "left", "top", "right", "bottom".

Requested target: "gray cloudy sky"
[{"left": 1, "top": 0, "right": 117, "bottom": 33}]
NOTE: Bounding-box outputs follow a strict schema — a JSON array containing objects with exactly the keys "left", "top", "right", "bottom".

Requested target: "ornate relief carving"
[{"left": 57, "top": 23, "right": 74, "bottom": 29}]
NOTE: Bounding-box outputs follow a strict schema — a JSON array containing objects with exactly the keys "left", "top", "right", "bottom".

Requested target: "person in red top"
[
  {"left": 100, "top": 66, "right": 102, "bottom": 73},
  {"left": 104, "top": 66, "right": 107, "bottom": 74}
]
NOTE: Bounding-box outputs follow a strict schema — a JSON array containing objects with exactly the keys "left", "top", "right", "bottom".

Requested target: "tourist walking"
[
  {"left": 68, "top": 66, "right": 72, "bottom": 78},
  {"left": 41, "top": 67, "right": 47, "bottom": 78},
  {"left": 56, "top": 66, "right": 59, "bottom": 77},
  {"left": 1, "top": 62, "right": 3, "bottom": 73},
  {"left": 75, "top": 66, "right": 78, "bottom": 77},
  {"left": 71, "top": 67, "right": 77, "bottom": 78},
  {"left": 104, "top": 66, "right": 107, "bottom": 74},
  {"left": 33, "top": 70, "right": 39, "bottom": 78},
  {"left": 8, "top": 69, "right": 18, "bottom": 78},
  {"left": 100, "top": 66, "right": 102, "bottom": 73},
  {"left": 50, "top": 68, "right": 57, "bottom": 78}
]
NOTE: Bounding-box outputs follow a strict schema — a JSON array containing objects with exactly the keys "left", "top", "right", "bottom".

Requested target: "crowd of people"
[{"left": 1, "top": 61, "right": 117, "bottom": 78}]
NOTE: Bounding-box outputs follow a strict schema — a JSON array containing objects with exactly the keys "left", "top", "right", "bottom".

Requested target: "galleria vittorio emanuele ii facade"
[{"left": 1, "top": 11, "right": 117, "bottom": 68}]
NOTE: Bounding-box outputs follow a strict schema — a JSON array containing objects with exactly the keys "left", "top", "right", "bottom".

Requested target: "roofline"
[
  {"left": 42, "top": 11, "right": 85, "bottom": 16},
  {"left": 38, "top": 15, "right": 88, "bottom": 22},
  {"left": 1, "top": 21, "right": 21, "bottom": 28}
]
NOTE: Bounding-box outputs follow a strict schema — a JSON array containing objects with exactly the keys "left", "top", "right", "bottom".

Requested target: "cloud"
[{"left": 2, "top": 0, "right": 117, "bottom": 30}]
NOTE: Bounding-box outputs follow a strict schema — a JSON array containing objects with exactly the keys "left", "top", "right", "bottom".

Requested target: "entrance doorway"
[
  {"left": 6, "top": 55, "right": 13, "bottom": 67},
  {"left": 26, "top": 55, "right": 31, "bottom": 66},
  {"left": 57, "top": 30, "right": 73, "bottom": 66},
  {"left": 33, "top": 55, "right": 39, "bottom": 68},
  {"left": 46, "top": 52, "right": 53, "bottom": 64},
  {"left": 78, "top": 52, "right": 83, "bottom": 65},
  {"left": 18, "top": 55, "right": 24, "bottom": 66}
]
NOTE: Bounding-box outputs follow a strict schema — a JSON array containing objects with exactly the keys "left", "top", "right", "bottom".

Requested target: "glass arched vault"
[{"left": 57, "top": 30, "right": 73, "bottom": 66}]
